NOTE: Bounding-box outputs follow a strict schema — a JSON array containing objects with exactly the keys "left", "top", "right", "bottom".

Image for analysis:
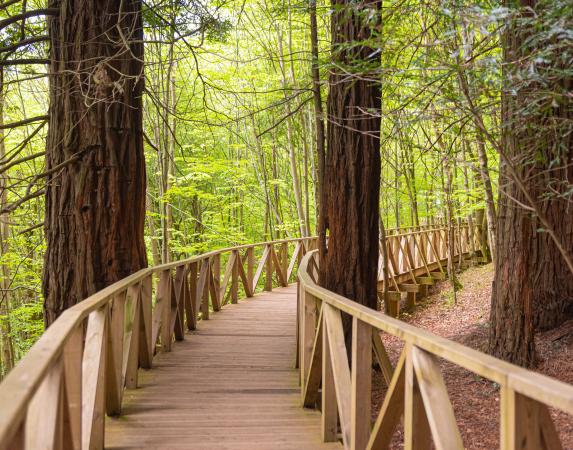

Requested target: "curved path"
[{"left": 105, "top": 285, "right": 342, "bottom": 450}]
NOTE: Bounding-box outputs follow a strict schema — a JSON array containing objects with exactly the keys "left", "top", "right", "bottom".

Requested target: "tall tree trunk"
[
  {"left": 475, "top": 134, "right": 497, "bottom": 261},
  {"left": 43, "top": 0, "right": 147, "bottom": 326},
  {"left": 309, "top": 0, "right": 326, "bottom": 207},
  {"left": 318, "top": 0, "right": 382, "bottom": 323},
  {"left": 0, "top": 68, "right": 14, "bottom": 376},
  {"left": 489, "top": 0, "right": 573, "bottom": 366}
]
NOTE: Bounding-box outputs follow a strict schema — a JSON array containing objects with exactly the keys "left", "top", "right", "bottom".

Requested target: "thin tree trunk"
[
  {"left": 309, "top": 0, "right": 326, "bottom": 207},
  {"left": 276, "top": 26, "right": 308, "bottom": 237},
  {"left": 0, "top": 68, "right": 14, "bottom": 376}
]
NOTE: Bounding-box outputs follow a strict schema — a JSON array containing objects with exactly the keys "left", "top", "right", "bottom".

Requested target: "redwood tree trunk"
[
  {"left": 318, "top": 0, "right": 381, "bottom": 318},
  {"left": 43, "top": 0, "right": 147, "bottom": 326},
  {"left": 489, "top": 0, "right": 573, "bottom": 366}
]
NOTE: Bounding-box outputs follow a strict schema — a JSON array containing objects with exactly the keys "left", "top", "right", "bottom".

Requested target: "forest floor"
[{"left": 372, "top": 263, "right": 573, "bottom": 449}]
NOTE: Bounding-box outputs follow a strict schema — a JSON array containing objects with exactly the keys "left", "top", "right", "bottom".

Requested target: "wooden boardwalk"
[{"left": 105, "top": 285, "right": 342, "bottom": 450}]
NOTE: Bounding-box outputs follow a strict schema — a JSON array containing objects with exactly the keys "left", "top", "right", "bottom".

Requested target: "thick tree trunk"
[
  {"left": 43, "top": 0, "right": 147, "bottom": 326},
  {"left": 489, "top": 0, "right": 573, "bottom": 366},
  {"left": 318, "top": 0, "right": 381, "bottom": 318}
]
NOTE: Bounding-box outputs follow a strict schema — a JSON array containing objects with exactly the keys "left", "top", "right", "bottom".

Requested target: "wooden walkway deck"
[{"left": 105, "top": 285, "right": 343, "bottom": 450}]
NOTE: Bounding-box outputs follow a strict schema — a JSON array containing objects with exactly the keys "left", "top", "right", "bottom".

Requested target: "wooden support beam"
[
  {"left": 106, "top": 292, "right": 126, "bottom": 415},
  {"left": 186, "top": 263, "right": 198, "bottom": 331},
  {"left": 324, "top": 304, "right": 352, "bottom": 448},
  {"left": 253, "top": 245, "right": 270, "bottom": 292},
  {"left": 501, "top": 387, "right": 563, "bottom": 450},
  {"left": 124, "top": 284, "right": 141, "bottom": 389},
  {"left": 302, "top": 307, "right": 323, "bottom": 408},
  {"left": 404, "top": 344, "right": 432, "bottom": 450},
  {"left": 372, "top": 330, "right": 394, "bottom": 386},
  {"left": 265, "top": 244, "right": 273, "bottom": 291},
  {"left": 82, "top": 308, "right": 107, "bottom": 450},
  {"left": 322, "top": 312, "right": 338, "bottom": 443},
  {"left": 351, "top": 317, "right": 372, "bottom": 450},
  {"left": 139, "top": 275, "right": 153, "bottom": 367},
  {"left": 63, "top": 326, "right": 83, "bottom": 450},
  {"left": 231, "top": 250, "right": 239, "bottom": 303},
  {"left": 367, "top": 350, "right": 406, "bottom": 450},
  {"left": 411, "top": 346, "right": 463, "bottom": 450},
  {"left": 26, "top": 358, "right": 64, "bottom": 450}
]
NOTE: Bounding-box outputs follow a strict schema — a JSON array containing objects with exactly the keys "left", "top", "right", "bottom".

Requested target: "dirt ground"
[{"left": 371, "top": 263, "right": 573, "bottom": 449}]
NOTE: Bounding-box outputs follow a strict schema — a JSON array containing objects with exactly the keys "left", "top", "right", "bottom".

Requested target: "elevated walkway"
[{"left": 106, "top": 285, "right": 341, "bottom": 450}]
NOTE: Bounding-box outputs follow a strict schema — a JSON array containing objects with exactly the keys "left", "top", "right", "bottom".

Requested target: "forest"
[{"left": 0, "top": 0, "right": 571, "bottom": 414}]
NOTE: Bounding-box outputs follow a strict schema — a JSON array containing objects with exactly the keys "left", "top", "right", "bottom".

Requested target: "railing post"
[
  {"left": 139, "top": 275, "right": 153, "bottom": 368},
  {"left": 300, "top": 289, "right": 318, "bottom": 396},
  {"left": 322, "top": 312, "right": 337, "bottom": 442},
  {"left": 351, "top": 317, "right": 371, "bottom": 450},
  {"left": 63, "top": 325, "right": 84, "bottom": 450},
  {"left": 159, "top": 270, "right": 172, "bottom": 352}
]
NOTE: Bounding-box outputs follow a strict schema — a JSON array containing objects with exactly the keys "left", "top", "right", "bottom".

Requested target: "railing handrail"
[{"left": 297, "top": 249, "right": 573, "bottom": 449}]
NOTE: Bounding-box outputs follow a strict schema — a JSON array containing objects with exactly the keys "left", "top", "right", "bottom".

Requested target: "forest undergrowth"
[{"left": 373, "top": 264, "right": 573, "bottom": 449}]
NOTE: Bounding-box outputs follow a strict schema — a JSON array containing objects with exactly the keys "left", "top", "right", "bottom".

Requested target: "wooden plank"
[
  {"left": 63, "top": 325, "right": 83, "bottom": 450},
  {"left": 287, "top": 241, "right": 301, "bottom": 280},
  {"left": 186, "top": 262, "right": 198, "bottom": 331},
  {"left": 404, "top": 344, "right": 432, "bottom": 450},
  {"left": 212, "top": 253, "right": 221, "bottom": 307},
  {"left": 272, "top": 245, "right": 288, "bottom": 287},
  {"left": 161, "top": 271, "right": 174, "bottom": 352},
  {"left": 237, "top": 254, "right": 253, "bottom": 297},
  {"left": 303, "top": 306, "right": 323, "bottom": 408},
  {"left": 324, "top": 304, "right": 352, "bottom": 448},
  {"left": 372, "top": 330, "right": 394, "bottom": 385},
  {"left": 208, "top": 263, "right": 222, "bottom": 311},
  {"left": 219, "top": 251, "right": 237, "bottom": 300},
  {"left": 501, "top": 387, "right": 563, "bottom": 450},
  {"left": 124, "top": 284, "right": 141, "bottom": 389},
  {"left": 106, "top": 292, "right": 126, "bottom": 415},
  {"left": 252, "top": 245, "right": 270, "bottom": 292},
  {"left": 246, "top": 246, "right": 255, "bottom": 294},
  {"left": 367, "top": 349, "right": 406, "bottom": 450},
  {"left": 151, "top": 270, "right": 169, "bottom": 353},
  {"left": 82, "top": 307, "right": 107, "bottom": 450},
  {"left": 322, "top": 311, "right": 338, "bottom": 443},
  {"left": 138, "top": 275, "right": 153, "bottom": 369},
  {"left": 200, "top": 260, "right": 211, "bottom": 319},
  {"left": 411, "top": 346, "right": 463, "bottom": 450},
  {"left": 351, "top": 318, "right": 371, "bottom": 450},
  {"left": 26, "top": 357, "right": 63, "bottom": 450},
  {"left": 301, "top": 290, "right": 319, "bottom": 395},
  {"left": 265, "top": 244, "right": 274, "bottom": 291},
  {"left": 231, "top": 250, "right": 239, "bottom": 303}
]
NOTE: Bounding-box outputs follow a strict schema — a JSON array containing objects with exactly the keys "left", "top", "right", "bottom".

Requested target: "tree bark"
[
  {"left": 318, "top": 0, "right": 382, "bottom": 320},
  {"left": 43, "top": 0, "right": 147, "bottom": 326},
  {"left": 489, "top": 0, "right": 573, "bottom": 366}
]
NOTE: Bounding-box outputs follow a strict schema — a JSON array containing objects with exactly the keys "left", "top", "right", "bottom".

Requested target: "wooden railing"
[
  {"left": 298, "top": 250, "right": 573, "bottom": 450},
  {"left": 378, "top": 223, "right": 482, "bottom": 316},
  {"left": 0, "top": 236, "right": 317, "bottom": 450}
]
